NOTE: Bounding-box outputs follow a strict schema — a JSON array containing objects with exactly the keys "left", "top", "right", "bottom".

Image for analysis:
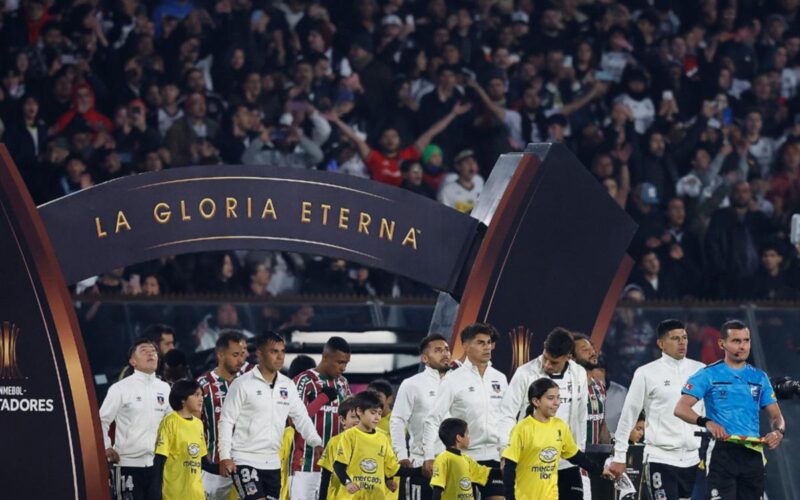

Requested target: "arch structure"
[{"left": 0, "top": 142, "right": 635, "bottom": 499}]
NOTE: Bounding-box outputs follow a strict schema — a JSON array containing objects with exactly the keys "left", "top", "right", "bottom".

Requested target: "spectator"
[
  {"left": 325, "top": 101, "right": 470, "bottom": 186},
  {"left": 241, "top": 116, "right": 323, "bottom": 168},
  {"left": 629, "top": 250, "right": 679, "bottom": 300},
  {"left": 705, "top": 181, "right": 774, "bottom": 297},
  {"left": 437, "top": 149, "right": 483, "bottom": 214},
  {"left": 744, "top": 243, "right": 796, "bottom": 299},
  {"left": 195, "top": 304, "right": 254, "bottom": 352},
  {"left": 164, "top": 92, "right": 220, "bottom": 167}
]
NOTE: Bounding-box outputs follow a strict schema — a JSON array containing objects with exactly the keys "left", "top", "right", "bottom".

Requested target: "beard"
[{"left": 577, "top": 358, "right": 598, "bottom": 370}]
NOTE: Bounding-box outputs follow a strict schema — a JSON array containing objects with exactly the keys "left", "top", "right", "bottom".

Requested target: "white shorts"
[
  {"left": 202, "top": 470, "right": 234, "bottom": 500},
  {"left": 290, "top": 471, "right": 320, "bottom": 499}
]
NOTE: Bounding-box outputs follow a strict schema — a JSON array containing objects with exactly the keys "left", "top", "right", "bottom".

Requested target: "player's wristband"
[
  {"left": 696, "top": 416, "right": 710, "bottom": 428},
  {"left": 776, "top": 428, "right": 785, "bottom": 436}
]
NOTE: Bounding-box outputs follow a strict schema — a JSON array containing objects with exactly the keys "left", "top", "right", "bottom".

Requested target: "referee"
[{"left": 674, "top": 320, "right": 785, "bottom": 500}]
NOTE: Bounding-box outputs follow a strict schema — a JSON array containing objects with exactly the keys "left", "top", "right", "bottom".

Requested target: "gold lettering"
[
  {"left": 379, "top": 218, "right": 395, "bottom": 241},
  {"left": 247, "top": 197, "right": 253, "bottom": 218},
  {"left": 153, "top": 203, "right": 171, "bottom": 224},
  {"left": 180, "top": 200, "right": 191, "bottom": 221},
  {"left": 115, "top": 211, "right": 131, "bottom": 233},
  {"left": 261, "top": 199, "right": 277, "bottom": 220},
  {"left": 95, "top": 217, "right": 108, "bottom": 238},
  {"left": 358, "top": 212, "right": 371, "bottom": 234},
  {"left": 402, "top": 228, "right": 418, "bottom": 250},
  {"left": 199, "top": 198, "right": 216, "bottom": 219},
  {"left": 321, "top": 204, "right": 331, "bottom": 225},
  {"left": 226, "top": 197, "right": 238, "bottom": 219},
  {"left": 300, "top": 201, "right": 312, "bottom": 223},
  {"left": 338, "top": 208, "right": 350, "bottom": 229}
]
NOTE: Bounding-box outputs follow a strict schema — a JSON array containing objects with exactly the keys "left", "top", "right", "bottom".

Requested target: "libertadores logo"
[
  {"left": 0, "top": 321, "right": 23, "bottom": 379},
  {"left": 508, "top": 326, "right": 534, "bottom": 372}
]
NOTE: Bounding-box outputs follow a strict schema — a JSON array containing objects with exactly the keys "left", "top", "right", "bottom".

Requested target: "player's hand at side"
[
  {"left": 763, "top": 431, "right": 783, "bottom": 449},
  {"left": 314, "top": 446, "right": 324, "bottom": 462},
  {"left": 705, "top": 421, "right": 729, "bottom": 440},
  {"left": 422, "top": 459, "right": 434, "bottom": 478},
  {"left": 399, "top": 459, "right": 413, "bottom": 468},
  {"left": 607, "top": 461, "right": 626, "bottom": 479},
  {"left": 105, "top": 447, "right": 120, "bottom": 464},
  {"left": 601, "top": 466, "right": 615, "bottom": 480},
  {"left": 219, "top": 459, "right": 236, "bottom": 477},
  {"left": 386, "top": 478, "right": 398, "bottom": 492},
  {"left": 345, "top": 481, "right": 361, "bottom": 494}
]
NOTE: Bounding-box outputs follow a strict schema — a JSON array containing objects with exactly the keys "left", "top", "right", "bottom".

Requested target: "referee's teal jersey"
[{"left": 682, "top": 361, "right": 776, "bottom": 438}]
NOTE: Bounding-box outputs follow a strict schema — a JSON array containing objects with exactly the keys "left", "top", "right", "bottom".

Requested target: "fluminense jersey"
[
  {"left": 334, "top": 427, "right": 400, "bottom": 499},
  {"left": 291, "top": 369, "right": 351, "bottom": 472},
  {"left": 197, "top": 370, "right": 233, "bottom": 464},
  {"left": 586, "top": 376, "right": 606, "bottom": 446},
  {"left": 430, "top": 449, "right": 490, "bottom": 500},
  {"left": 501, "top": 416, "right": 579, "bottom": 500}
]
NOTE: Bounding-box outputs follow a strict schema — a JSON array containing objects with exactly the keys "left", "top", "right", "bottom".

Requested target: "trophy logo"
[
  {"left": 508, "top": 326, "right": 534, "bottom": 372},
  {"left": 0, "top": 321, "right": 23, "bottom": 379}
]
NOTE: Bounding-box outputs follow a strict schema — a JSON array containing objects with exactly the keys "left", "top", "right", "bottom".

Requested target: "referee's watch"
[{"left": 776, "top": 428, "right": 785, "bottom": 436}]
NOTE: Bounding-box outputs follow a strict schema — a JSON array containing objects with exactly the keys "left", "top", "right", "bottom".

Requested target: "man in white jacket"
[
  {"left": 390, "top": 333, "right": 452, "bottom": 499},
  {"left": 218, "top": 332, "right": 322, "bottom": 500},
  {"left": 422, "top": 323, "right": 508, "bottom": 500},
  {"left": 498, "top": 327, "right": 588, "bottom": 500},
  {"left": 99, "top": 338, "right": 172, "bottom": 500},
  {"left": 608, "top": 319, "right": 705, "bottom": 500}
]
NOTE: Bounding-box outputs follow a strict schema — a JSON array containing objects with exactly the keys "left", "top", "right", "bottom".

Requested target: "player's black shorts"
[
  {"left": 645, "top": 461, "right": 698, "bottom": 500},
  {"left": 232, "top": 466, "right": 281, "bottom": 500},
  {"left": 475, "top": 460, "right": 503, "bottom": 498},
  {"left": 111, "top": 465, "right": 160, "bottom": 500},
  {"left": 399, "top": 474, "right": 433, "bottom": 500},
  {"left": 705, "top": 441, "right": 764, "bottom": 500},
  {"left": 557, "top": 466, "right": 584, "bottom": 500}
]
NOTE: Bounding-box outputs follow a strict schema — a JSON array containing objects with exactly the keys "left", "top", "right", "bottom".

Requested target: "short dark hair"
[
  {"left": 720, "top": 319, "right": 748, "bottom": 340},
  {"left": 352, "top": 390, "right": 383, "bottom": 412},
  {"left": 163, "top": 348, "right": 187, "bottom": 368},
  {"left": 216, "top": 330, "right": 245, "bottom": 351},
  {"left": 325, "top": 336, "right": 351, "bottom": 354},
  {"left": 338, "top": 397, "right": 356, "bottom": 418},
  {"left": 128, "top": 338, "right": 158, "bottom": 359},
  {"left": 367, "top": 379, "right": 393, "bottom": 398},
  {"left": 142, "top": 324, "right": 175, "bottom": 343},
  {"left": 419, "top": 334, "right": 448, "bottom": 354},
  {"left": 169, "top": 379, "right": 200, "bottom": 411},
  {"left": 288, "top": 354, "right": 316, "bottom": 379},
  {"left": 438, "top": 418, "right": 468, "bottom": 447},
  {"left": 460, "top": 323, "right": 499, "bottom": 344},
  {"left": 255, "top": 332, "right": 285, "bottom": 349},
  {"left": 657, "top": 319, "right": 685, "bottom": 339},
  {"left": 544, "top": 327, "right": 574, "bottom": 358}
]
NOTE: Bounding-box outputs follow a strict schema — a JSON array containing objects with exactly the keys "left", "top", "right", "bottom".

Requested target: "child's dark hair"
[
  {"left": 352, "top": 390, "right": 383, "bottom": 412},
  {"left": 338, "top": 397, "right": 356, "bottom": 419},
  {"left": 367, "top": 379, "right": 393, "bottom": 398},
  {"left": 168, "top": 379, "right": 200, "bottom": 411},
  {"left": 525, "top": 377, "right": 559, "bottom": 416},
  {"left": 438, "top": 418, "right": 468, "bottom": 448}
]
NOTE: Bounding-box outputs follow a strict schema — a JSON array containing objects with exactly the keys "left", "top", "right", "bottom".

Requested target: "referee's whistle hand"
[
  {"left": 763, "top": 431, "right": 783, "bottom": 450},
  {"left": 219, "top": 459, "right": 236, "bottom": 477},
  {"left": 105, "top": 448, "right": 120, "bottom": 464}
]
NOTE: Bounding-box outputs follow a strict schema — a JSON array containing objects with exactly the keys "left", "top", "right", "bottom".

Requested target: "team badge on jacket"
[
  {"left": 280, "top": 387, "right": 288, "bottom": 399},
  {"left": 492, "top": 382, "right": 502, "bottom": 393},
  {"left": 156, "top": 394, "right": 164, "bottom": 405}
]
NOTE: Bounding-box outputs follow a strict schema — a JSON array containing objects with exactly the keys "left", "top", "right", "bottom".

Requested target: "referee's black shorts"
[{"left": 705, "top": 441, "right": 764, "bottom": 500}]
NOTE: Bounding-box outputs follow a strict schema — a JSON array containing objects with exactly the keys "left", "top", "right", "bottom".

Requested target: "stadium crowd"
[
  {"left": 5, "top": 0, "right": 800, "bottom": 299},
  {"left": 99, "top": 320, "right": 786, "bottom": 500}
]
